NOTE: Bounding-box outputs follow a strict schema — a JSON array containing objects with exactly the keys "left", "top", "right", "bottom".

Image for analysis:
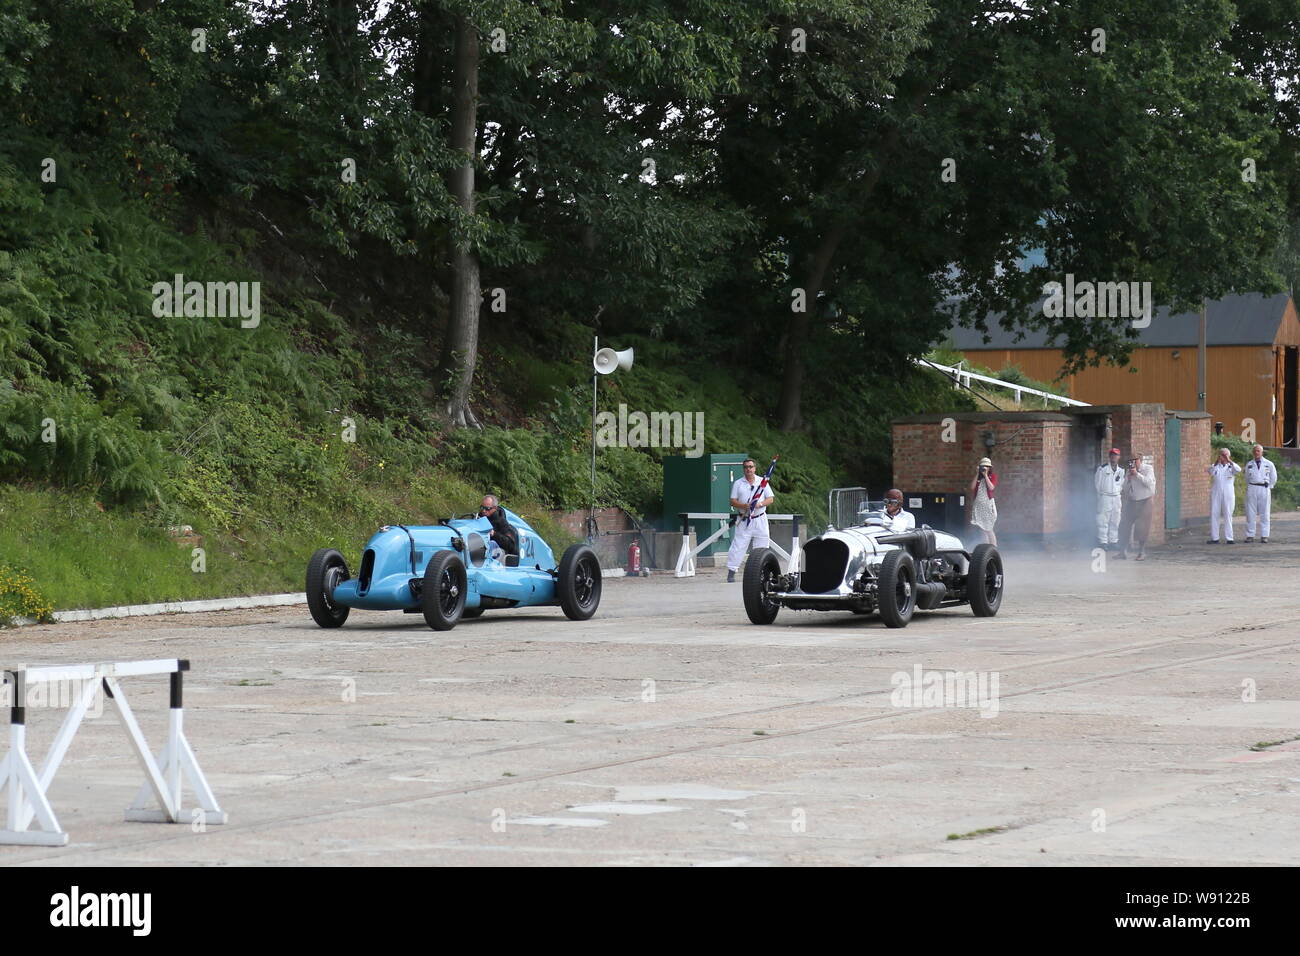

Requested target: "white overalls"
[
  {"left": 1244, "top": 457, "right": 1277, "bottom": 539},
  {"left": 1208, "top": 461, "right": 1242, "bottom": 542},
  {"left": 1095, "top": 462, "right": 1124, "bottom": 545},
  {"left": 727, "top": 476, "right": 773, "bottom": 572}
]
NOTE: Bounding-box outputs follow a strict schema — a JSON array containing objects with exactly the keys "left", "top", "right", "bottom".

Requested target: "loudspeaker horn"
[{"left": 593, "top": 346, "right": 634, "bottom": 375}]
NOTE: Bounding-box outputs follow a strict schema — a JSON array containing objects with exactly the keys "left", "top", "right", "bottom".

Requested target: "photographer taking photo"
[
  {"left": 1206, "top": 447, "right": 1242, "bottom": 544},
  {"left": 969, "top": 456, "right": 998, "bottom": 546},
  {"left": 1116, "top": 452, "right": 1156, "bottom": 560}
]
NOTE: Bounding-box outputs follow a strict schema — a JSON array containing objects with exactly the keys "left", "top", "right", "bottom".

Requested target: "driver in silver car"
[{"left": 883, "top": 489, "right": 916, "bottom": 533}]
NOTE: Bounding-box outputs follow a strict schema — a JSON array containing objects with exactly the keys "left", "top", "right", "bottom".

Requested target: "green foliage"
[
  {"left": 2, "top": 0, "right": 1298, "bottom": 612},
  {"left": 0, "top": 0, "right": 48, "bottom": 96},
  {"left": 0, "top": 472, "right": 572, "bottom": 612}
]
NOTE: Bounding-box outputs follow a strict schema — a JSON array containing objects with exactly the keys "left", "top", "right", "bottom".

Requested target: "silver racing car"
[{"left": 742, "top": 499, "right": 1004, "bottom": 628}]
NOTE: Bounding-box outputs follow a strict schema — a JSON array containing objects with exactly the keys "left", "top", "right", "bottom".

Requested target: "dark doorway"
[
  {"left": 1071, "top": 413, "right": 1111, "bottom": 546},
  {"left": 1285, "top": 347, "right": 1298, "bottom": 447}
]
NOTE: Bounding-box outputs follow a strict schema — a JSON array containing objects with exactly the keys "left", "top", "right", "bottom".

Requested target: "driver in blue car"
[
  {"left": 479, "top": 494, "right": 520, "bottom": 558},
  {"left": 883, "top": 489, "right": 916, "bottom": 533}
]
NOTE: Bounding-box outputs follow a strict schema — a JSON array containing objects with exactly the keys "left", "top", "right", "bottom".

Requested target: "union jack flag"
[{"left": 744, "top": 455, "right": 779, "bottom": 524}]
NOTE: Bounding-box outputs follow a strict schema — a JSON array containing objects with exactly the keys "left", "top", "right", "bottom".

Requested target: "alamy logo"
[
  {"left": 151, "top": 274, "right": 261, "bottom": 328},
  {"left": 1042, "top": 274, "right": 1152, "bottom": 329},
  {"left": 595, "top": 403, "right": 704, "bottom": 459},
  {"left": 0, "top": 679, "right": 104, "bottom": 718},
  {"left": 890, "top": 665, "right": 1000, "bottom": 718},
  {"left": 50, "top": 886, "right": 151, "bottom": 936}
]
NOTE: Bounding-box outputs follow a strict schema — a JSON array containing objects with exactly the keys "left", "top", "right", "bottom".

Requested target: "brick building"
[{"left": 891, "top": 404, "right": 1211, "bottom": 547}]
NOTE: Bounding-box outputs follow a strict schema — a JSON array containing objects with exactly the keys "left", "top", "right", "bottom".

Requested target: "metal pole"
[
  {"left": 1197, "top": 300, "right": 1207, "bottom": 412},
  {"left": 590, "top": 336, "right": 597, "bottom": 541}
]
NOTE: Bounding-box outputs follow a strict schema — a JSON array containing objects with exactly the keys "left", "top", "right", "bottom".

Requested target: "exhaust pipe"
[{"left": 915, "top": 581, "right": 946, "bottom": 610}]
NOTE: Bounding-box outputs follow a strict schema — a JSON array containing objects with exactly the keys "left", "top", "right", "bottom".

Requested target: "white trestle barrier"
[
  {"left": 0, "top": 659, "right": 226, "bottom": 846},
  {"left": 673, "top": 512, "right": 804, "bottom": 578}
]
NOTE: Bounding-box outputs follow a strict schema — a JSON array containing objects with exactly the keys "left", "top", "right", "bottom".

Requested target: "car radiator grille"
[{"left": 800, "top": 538, "right": 849, "bottom": 594}]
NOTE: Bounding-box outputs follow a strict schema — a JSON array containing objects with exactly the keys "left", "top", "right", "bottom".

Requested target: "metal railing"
[{"left": 917, "top": 358, "right": 1090, "bottom": 407}]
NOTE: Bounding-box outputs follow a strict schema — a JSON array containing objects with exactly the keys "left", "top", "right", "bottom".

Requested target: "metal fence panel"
[{"left": 827, "top": 487, "right": 871, "bottom": 530}]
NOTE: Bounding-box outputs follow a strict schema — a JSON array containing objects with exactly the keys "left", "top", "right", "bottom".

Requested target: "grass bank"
[{"left": 0, "top": 476, "right": 574, "bottom": 619}]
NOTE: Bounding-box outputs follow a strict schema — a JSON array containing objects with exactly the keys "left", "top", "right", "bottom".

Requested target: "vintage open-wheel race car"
[
  {"left": 742, "top": 499, "right": 1003, "bottom": 628},
  {"left": 305, "top": 507, "right": 601, "bottom": 631}
]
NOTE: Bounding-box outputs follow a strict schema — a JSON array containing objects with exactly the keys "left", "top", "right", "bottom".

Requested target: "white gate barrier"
[
  {"left": 0, "top": 659, "right": 227, "bottom": 846},
  {"left": 673, "top": 512, "right": 804, "bottom": 577}
]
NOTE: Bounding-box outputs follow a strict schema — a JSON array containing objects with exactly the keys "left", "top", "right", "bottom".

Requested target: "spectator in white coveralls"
[
  {"left": 1116, "top": 451, "right": 1156, "bottom": 560},
  {"left": 1244, "top": 444, "right": 1277, "bottom": 543},
  {"left": 726, "top": 458, "right": 774, "bottom": 583},
  {"left": 1206, "top": 447, "right": 1243, "bottom": 544},
  {"left": 1095, "top": 447, "right": 1124, "bottom": 552}
]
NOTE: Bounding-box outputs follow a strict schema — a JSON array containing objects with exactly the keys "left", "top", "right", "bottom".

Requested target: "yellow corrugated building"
[{"left": 947, "top": 293, "right": 1300, "bottom": 446}]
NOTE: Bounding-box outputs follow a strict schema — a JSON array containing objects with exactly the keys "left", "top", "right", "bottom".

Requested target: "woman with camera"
[{"left": 969, "top": 457, "right": 998, "bottom": 546}]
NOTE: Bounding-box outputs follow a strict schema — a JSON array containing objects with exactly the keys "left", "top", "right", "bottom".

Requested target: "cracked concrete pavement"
[{"left": 2, "top": 513, "right": 1298, "bottom": 866}]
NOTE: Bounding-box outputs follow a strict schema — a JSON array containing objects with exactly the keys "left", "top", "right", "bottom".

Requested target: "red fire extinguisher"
[{"left": 627, "top": 539, "right": 641, "bottom": 576}]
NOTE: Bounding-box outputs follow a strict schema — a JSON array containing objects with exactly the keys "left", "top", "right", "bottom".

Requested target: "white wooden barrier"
[
  {"left": 673, "top": 512, "right": 804, "bottom": 577},
  {"left": 0, "top": 659, "right": 226, "bottom": 846}
]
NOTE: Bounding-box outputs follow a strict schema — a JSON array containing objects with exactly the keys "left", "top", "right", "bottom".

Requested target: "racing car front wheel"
[
  {"left": 306, "top": 548, "right": 351, "bottom": 628},
  {"left": 558, "top": 544, "right": 602, "bottom": 621},
  {"left": 877, "top": 550, "right": 916, "bottom": 628},
  {"left": 422, "top": 550, "right": 467, "bottom": 630},
  {"left": 968, "top": 544, "right": 1003, "bottom": 617},
  {"left": 743, "top": 548, "right": 782, "bottom": 625}
]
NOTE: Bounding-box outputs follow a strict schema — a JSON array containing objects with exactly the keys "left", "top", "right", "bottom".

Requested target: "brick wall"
[
  {"left": 1041, "top": 420, "right": 1073, "bottom": 534},
  {"left": 891, "top": 412, "right": 1075, "bottom": 544},
  {"left": 1105, "top": 404, "right": 1167, "bottom": 546},
  {"left": 891, "top": 405, "right": 1204, "bottom": 547},
  {"left": 1176, "top": 413, "right": 1212, "bottom": 522},
  {"left": 549, "top": 506, "right": 631, "bottom": 538}
]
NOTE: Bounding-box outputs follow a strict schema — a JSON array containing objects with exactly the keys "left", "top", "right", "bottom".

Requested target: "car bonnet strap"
[{"left": 394, "top": 524, "right": 417, "bottom": 575}]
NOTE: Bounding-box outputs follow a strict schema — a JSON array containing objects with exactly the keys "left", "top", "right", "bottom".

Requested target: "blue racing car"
[{"left": 305, "top": 507, "right": 601, "bottom": 630}]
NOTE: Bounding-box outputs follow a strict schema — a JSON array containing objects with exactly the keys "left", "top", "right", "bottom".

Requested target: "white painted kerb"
[
  {"left": 9, "top": 592, "right": 305, "bottom": 627},
  {"left": 10, "top": 572, "right": 630, "bottom": 627}
]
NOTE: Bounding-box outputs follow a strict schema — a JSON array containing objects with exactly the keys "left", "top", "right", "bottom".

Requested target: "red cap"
[{"left": 1109, "top": 448, "right": 1121, "bottom": 456}]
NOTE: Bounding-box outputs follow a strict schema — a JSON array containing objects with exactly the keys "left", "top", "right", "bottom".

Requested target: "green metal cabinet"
[{"left": 662, "top": 453, "right": 749, "bottom": 555}]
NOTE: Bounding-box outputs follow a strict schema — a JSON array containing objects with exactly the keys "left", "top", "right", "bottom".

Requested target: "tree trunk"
[
  {"left": 773, "top": 76, "right": 935, "bottom": 432},
  {"left": 776, "top": 221, "right": 848, "bottom": 430},
  {"left": 439, "top": 14, "right": 482, "bottom": 428}
]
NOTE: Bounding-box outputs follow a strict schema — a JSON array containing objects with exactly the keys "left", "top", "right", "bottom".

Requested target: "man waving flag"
[
  {"left": 727, "top": 455, "right": 778, "bottom": 583},
  {"left": 744, "top": 455, "right": 779, "bottom": 523}
]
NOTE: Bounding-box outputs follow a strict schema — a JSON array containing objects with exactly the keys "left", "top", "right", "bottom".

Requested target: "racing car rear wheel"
[
  {"left": 306, "top": 548, "right": 351, "bottom": 628},
  {"left": 968, "top": 544, "right": 1004, "bottom": 617},
  {"left": 422, "top": 550, "right": 467, "bottom": 630},
  {"left": 877, "top": 550, "right": 916, "bottom": 628},
  {"left": 558, "top": 544, "right": 602, "bottom": 621},
  {"left": 743, "top": 548, "right": 782, "bottom": 625}
]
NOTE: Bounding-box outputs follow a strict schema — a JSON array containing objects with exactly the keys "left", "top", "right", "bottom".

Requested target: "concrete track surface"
[{"left": 3, "top": 516, "right": 1299, "bottom": 866}]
